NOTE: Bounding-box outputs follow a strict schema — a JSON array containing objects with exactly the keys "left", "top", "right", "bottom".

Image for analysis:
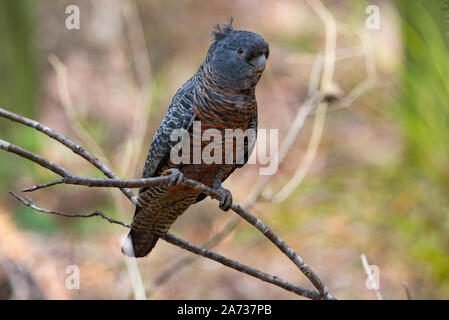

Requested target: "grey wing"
[{"left": 139, "top": 80, "right": 196, "bottom": 192}]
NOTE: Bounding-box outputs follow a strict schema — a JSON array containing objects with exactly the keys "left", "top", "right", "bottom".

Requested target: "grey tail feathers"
[{"left": 122, "top": 229, "right": 160, "bottom": 258}]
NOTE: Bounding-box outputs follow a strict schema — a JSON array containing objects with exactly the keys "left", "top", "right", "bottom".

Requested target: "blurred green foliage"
[
  {"left": 391, "top": 0, "right": 449, "bottom": 294},
  {"left": 0, "top": 0, "right": 41, "bottom": 192},
  {"left": 0, "top": 0, "right": 448, "bottom": 298},
  {"left": 395, "top": 0, "right": 449, "bottom": 186},
  {"left": 0, "top": 0, "right": 38, "bottom": 117},
  {"left": 247, "top": 0, "right": 449, "bottom": 298}
]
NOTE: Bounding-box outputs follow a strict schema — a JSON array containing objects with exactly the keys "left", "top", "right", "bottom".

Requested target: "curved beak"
[{"left": 250, "top": 54, "right": 266, "bottom": 73}]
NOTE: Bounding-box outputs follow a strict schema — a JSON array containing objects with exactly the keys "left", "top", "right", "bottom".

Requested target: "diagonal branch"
[
  {"left": 10, "top": 187, "right": 324, "bottom": 300},
  {"left": 9, "top": 192, "right": 130, "bottom": 228},
  {"left": 154, "top": 52, "right": 326, "bottom": 287},
  {"left": 1, "top": 137, "right": 334, "bottom": 298},
  {"left": 0, "top": 107, "right": 136, "bottom": 204},
  {"left": 156, "top": 0, "right": 341, "bottom": 283},
  {"left": 155, "top": 0, "right": 339, "bottom": 284},
  {"left": 0, "top": 106, "right": 336, "bottom": 299},
  {"left": 161, "top": 233, "right": 324, "bottom": 300},
  {"left": 154, "top": 216, "right": 240, "bottom": 287}
]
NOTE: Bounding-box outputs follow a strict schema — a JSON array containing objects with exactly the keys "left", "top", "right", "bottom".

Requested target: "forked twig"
[
  {"left": 9, "top": 192, "right": 130, "bottom": 228},
  {"left": 0, "top": 106, "right": 335, "bottom": 300},
  {"left": 156, "top": 0, "right": 377, "bottom": 285},
  {"left": 9, "top": 190, "right": 323, "bottom": 299}
]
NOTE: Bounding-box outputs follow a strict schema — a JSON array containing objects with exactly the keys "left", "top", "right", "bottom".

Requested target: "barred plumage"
[{"left": 122, "top": 20, "right": 269, "bottom": 257}]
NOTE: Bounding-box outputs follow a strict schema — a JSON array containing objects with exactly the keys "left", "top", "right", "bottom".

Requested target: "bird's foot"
[
  {"left": 162, "top": 168, "right": 184, "bottom": 187},
  {"left": 214, "top": 184, "right": 233, "bottom": 211}
]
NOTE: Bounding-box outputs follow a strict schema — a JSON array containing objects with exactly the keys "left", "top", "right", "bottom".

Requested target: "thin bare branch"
[
  {"left": 271, "top": 102, "right": 328, "bottom": 202},
  {"left": 10, "top": 192, "right": 130, "bottom": 228},
  {"left": 161, "top": 233, "right": 325, "bottom": 300},
  {"left": 0, "top": 107, "right": 335, "bottom": 299},
  {"left": 119, "top": 0, "right": 153, "bottom": 179},
  {"left": 154, "top": 216, "right": 240, "bottom": 287},
  {"left": 119, "top": 1, "right": 154, "bottom": 298},
  {"left": 0, "top": 106, "right": 136, "bottom": 204},
  {"left": 306, "top": 0, "right": 337, "bottom": 91},
  {"left": 9, "top": 190, "right": 325, "bottom": 300},
  {"left": 0, "top": 138, "right": 170, "bottom": 191},
  {"left": 0, "top": 138, "right": 70, "bottom": 177},
  {"left": 48, "top": 55, "right": 112, "bottom": 168},
  {"left": 403, "top": 282, "right": 412, "bottom": 300},
  {"left": 22, "top": 180, "right": 64, "bottom": 192},
  {"left": 154, "top": 20, "right": 326, "bottom": 285},
  {"left": 265, "top": 0, "right": 338, "bottom": 203}
]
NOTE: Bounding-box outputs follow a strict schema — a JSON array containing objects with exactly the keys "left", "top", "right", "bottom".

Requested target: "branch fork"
[{"left": 0, "top": 106, "right": 335, "bottom": 300}]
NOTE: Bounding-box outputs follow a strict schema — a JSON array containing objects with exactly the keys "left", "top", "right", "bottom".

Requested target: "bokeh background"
[{"left": 0, "top": 0, "right": 448, "bottom": 299}]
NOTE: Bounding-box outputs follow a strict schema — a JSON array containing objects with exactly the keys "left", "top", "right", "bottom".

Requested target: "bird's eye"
[{"left": 237, "top": 48, "right": 244, "bottom": 55}]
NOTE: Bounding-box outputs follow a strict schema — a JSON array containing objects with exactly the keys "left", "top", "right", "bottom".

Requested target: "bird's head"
[{"left": 204, "top": 19, "right": 269, "bottom": 91}]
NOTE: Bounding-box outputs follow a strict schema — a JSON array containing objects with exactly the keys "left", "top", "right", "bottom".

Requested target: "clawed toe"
[
  {"left": 218, "top": 188, "right": 232, "bottom": 211},
  {"left": 164, "top": 168, "right": 184, "bottom": 188}
]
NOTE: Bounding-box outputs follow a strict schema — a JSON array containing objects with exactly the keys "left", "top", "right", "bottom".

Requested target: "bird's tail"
[{"left": 122, "top": 229, "right": 160, "bottom": 258}]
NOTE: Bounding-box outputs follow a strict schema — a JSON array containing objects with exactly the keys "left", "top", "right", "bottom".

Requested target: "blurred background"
[{"left": 0, "top": 0, "right": 448, "bottom": 299}]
